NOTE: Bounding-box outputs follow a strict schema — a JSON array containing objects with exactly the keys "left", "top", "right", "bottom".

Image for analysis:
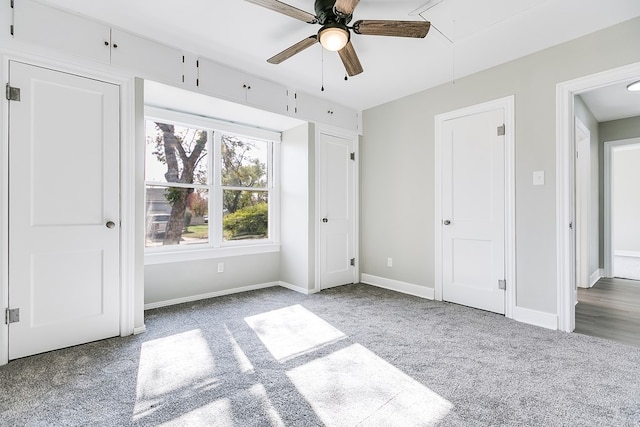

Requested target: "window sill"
[{"left": 144, "top": 243, "right": 280, "bottom": 265}]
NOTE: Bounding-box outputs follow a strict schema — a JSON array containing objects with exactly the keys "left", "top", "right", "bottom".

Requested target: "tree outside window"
[{"left": 144, "top": 115, "right": 275, "bottom": 249}]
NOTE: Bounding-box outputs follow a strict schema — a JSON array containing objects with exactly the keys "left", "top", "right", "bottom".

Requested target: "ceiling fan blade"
[
  {"left": 244, "top": 0, "right": 317, "bottom": 23},
  {"left": 334, "top": 0, "right": 360, "bottom": 16},
  {"left": 267, "top": 36, "right": 318, "bottom": 64},
  {"left": 352, "top": 20, "right": 431, "bottom": 38},
  {"left": 338, "top": 41, "right": 363, "bottom": 77}
]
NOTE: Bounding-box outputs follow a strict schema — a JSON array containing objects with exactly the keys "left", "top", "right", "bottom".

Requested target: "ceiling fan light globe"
[{"left": 319, "top": 27, "right": 349, "bottom": 51}]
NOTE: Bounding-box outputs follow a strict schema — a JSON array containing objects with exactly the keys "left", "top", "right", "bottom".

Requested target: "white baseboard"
[
  {"left": 360, "top": 273, "right": 434, "bottom": 300},
  {"left": 589, "top": 269, "right": 603, "bottom": 288},
  {"left": 279, "top": 281, "right": 312, "bottom": 295},
  {"left": 512, "top": 306, "right": 558, "bottom": 330},
  {"left": 144, "top": 281, "right": 279, "bottom": 310},
  {"left": 133, "top": 325, "right": 147, "bottom": 335},
  {"left": 614, "top": 250, "right": 640, "bottom": 258}
]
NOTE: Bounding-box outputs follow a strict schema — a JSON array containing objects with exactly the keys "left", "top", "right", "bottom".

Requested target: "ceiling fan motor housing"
[{"left": 315, "top": 0, "right": 352, "bottom": 25}]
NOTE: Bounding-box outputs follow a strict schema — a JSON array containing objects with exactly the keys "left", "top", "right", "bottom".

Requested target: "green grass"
[{"left": 184, "top": 224, "right": 209, "bottom": 239}]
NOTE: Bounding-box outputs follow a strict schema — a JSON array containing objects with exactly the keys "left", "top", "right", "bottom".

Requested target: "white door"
[
  {"left": 8, "top": 62, "right": 120, "bottom": 359},
  {"left": 441, "top": 108, "right": 505, "bottom": 314},
  {"left": 318, "top": 132, "right": 356, "bottom": 289}
]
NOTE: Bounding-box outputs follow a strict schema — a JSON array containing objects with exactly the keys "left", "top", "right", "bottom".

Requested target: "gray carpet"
[{"left": 1, "top": 283, "right": 639, "bottom": 426}]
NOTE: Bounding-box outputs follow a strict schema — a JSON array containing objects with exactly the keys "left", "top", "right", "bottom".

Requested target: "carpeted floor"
[{"left": 1, "top": 283, "right": 639, "bottom": 426}]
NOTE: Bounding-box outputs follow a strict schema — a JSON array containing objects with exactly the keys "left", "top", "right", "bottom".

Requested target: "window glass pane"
[
  {"left": 146, "top": 186, "right": 209, "bottom": 247},
  {"left": 223, "top": 190, "right": 268, "bottom": 241},
  {"left": 221, "top": 134, "right": 268, "bottom": 188},
  {"left": 145, "top": 120, "right": 208, "bottom": 184}
]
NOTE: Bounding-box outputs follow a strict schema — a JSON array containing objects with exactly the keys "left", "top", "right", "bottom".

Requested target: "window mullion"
[{"left": 213, "top": 131, "right": 223, "bottom": 247}]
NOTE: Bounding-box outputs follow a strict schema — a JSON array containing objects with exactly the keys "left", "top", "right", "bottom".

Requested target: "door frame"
[
  {"left": 0, "top": 53, "right": 137, "bottom": 365},
  {"left": 574, "top": 117, "right": 591, "bottom": 289},
  {"left": 434, "top": 95, "right": 516, "bottom": 319},
  {"left": 604, "top": 138, "right": 640, "bottom": 278},
  {"left": 313, "top": 125, "right": 359, "bottom": 293},
  {"left": 555, "top": 60, "right": 640, "bottom": 332}
]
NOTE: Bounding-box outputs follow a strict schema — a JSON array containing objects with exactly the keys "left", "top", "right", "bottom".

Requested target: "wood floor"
[{"left": 575, "top": 277, "right": 640, "bottom": 347}]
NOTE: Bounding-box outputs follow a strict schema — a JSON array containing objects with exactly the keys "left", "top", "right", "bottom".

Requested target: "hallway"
[{"left": 575, "top": 277, "right": 640, "bottom": 347}]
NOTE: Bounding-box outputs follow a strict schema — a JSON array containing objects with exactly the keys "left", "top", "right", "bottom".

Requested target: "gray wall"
[
  {"left": 361, "top": 17, "right": 640, "bottom": 315},
  {"left": 574, "top": 96, "right": 600, "bottom": 276},
  {"left": 145, "top": 252, "right": 280, "bottom": 304},
  {"left": 599, "top": 116, "right": 640, "bottom": 264}
]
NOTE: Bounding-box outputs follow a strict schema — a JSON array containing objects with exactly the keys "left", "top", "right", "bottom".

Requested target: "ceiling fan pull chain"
[{"left": 321, "top": 47, "right": 325, "bottom": 91}]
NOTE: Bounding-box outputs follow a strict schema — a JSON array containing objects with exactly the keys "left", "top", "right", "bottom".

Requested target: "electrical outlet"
[
  {"left": 217, "top": 262, "right": 224, "bottom": 273},
  {"left": 533, "top": 170, "right": 545, "bottom": 186},
  {"left": 387, "top": 258, "right": 393, "bottom": 267}
]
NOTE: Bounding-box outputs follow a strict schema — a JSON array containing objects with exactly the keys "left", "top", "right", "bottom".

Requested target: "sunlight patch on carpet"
[
  {"left": 245, "top": 304, "right": 346, "bottom": 362},
  {"left": 133, "top": 329, "right": 216, "bottom": 420},
  {"left": 287, "top": 343, "right": 452, "bottom": 426}
]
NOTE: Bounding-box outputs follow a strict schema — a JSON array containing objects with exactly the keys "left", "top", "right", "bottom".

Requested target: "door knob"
[
  {"left": 106, "top": 221, "right": 116, "bottom": 229},
  {"left": 322, "top": 218, "right": 328, "bottom": 223},
  {"left": 443, "top": 220, "right": 451, "bottom": 225}
]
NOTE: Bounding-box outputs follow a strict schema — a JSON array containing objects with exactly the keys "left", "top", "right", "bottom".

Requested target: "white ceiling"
[
  {"left": 579, "top": 78, "right": 640, "bottom": 122},
  {"left": 40, "top": 0, "right": 640, "bottom": 116}
]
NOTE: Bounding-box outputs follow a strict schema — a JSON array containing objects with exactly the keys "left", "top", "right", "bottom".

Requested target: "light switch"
[{"left": 533, "top": 171, "right": 545, "bottom": 186}]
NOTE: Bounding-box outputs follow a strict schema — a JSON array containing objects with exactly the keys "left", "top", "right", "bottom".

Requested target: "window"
[{"left": 144, "top": 108, "right": 279, "bottom": 259}]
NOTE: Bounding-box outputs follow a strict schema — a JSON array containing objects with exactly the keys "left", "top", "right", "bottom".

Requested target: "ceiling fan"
[{"left": 245, "top": 0, "right": 431, "bottom": 77}]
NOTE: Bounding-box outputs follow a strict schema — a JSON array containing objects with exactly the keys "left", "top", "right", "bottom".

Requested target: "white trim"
[
  {"left": 614, "top": 250, "right": 640, "bottom": 258},
  {"left": 574, "top": 117, "right": 591, "bottom": 290},
  {"left": 144, "top": 281, "right": 279, "bottom": 310},
  {"left": 604, "top": 138, "right": 640, "bottom": 278},
  {"left": 119, "top": 76, "right": 136, "bottom": 337},
  {"left": 434, "top": 95, "right": 516, "bottom": 318},
  {"left": 589, "top": 269, "right": 603, "bottom": 288},
  {"left": 512, "top": 306, "right": 558, "bottom": 330},
  {"left": 556, "top": 61, "right": 640, "bottom": 332},
  {"left": 145, "top": 106, "right": 282, "bottom": 143},
  {"left": 0, "top": 55, "right": 8, "bottom": 366},
  {"left": 145, "top": 243, "right": 280, "bottom": 265},
  {"left": 279, "top": 281, "right": 313, "bottom": 295},
  {"left": 133, "top": 325, "right": 147, "bottom": 335},
  {"left": 360, "top": 274, "right": 435, "bottom": 300}
]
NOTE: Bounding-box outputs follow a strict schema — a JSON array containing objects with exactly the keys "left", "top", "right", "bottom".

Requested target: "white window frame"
[{"left": 144, "top": 107, "right": 280, "bottom": 265}]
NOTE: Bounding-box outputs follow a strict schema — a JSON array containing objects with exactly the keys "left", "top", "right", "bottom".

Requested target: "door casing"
[
  {"left": 0, "top": 54, "right": 138, "bottom": 365},
  {"left": 434, "top": 95, "right": 516, "bottom": 319},
  {"left": 556, "top": 61, "right": 640, "bottom": 333}
]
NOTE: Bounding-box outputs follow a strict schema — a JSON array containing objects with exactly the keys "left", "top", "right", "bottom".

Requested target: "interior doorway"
[
  {"left": 604, "top": 139, "right": 640, "bottom": 281},
  {"left": 556, "top": 61, "right": 640, "bottom": 333}
]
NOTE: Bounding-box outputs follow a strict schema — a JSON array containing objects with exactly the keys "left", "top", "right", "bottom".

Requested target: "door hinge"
[
  {"left": 6, "top": 84, "right": 20, "bottom": 101},
  {"left": 6, "top": 308, "right": 19, "bottom": 324},
  {"left": 350, "top": 258, "right": 356, "bottom": 267},
  {"left": 498, "top": 279, "right": 506, "bottom": 290},
  {"left": 350, "top": 152, "right": 355, "bottom": 161},
  {"left": 497, "top": 124, "right": 505, "bottom": 136}
]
